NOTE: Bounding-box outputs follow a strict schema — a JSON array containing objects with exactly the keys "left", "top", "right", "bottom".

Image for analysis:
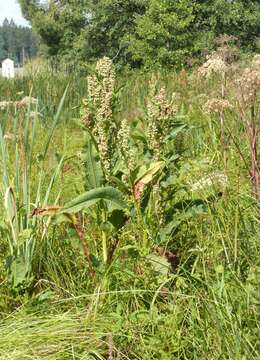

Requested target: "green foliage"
[
  {"left": 128, "top": 0, "right": 195, "bottom": 68},
  {"left": 61, "top": 186, "right": 128, "bottom": 214},
  {"left": 0, "top": 55, "right": 259, "bottom": 358},
  {"left": 128, "top": 0, "right": 260, "bottom": 68},
  {"left": 19, "top": 0, "right": 90, "bottom": 58},
  {"left": 18, "top": 0, "right": 260, "bottom": 69},
  {"left": 0, "top": 87, "right": 68, "bottom": 291},
  {"left": 0, "top": 18, "right": 38, "bottom": 64},
  {"left": 82, "top": 0, "right": 146, "bottom": 65},
  {"left": 194, "top": 0, "right": 260, "bottom": 52}
]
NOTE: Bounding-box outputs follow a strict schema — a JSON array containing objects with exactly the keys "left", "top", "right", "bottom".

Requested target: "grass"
[{"left": 0, "top": 57, "right": 259, "bottom": 359}]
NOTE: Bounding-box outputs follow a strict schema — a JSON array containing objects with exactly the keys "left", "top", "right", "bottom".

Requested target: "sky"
[{"left": 0, "top": 0, "right": 29, "bottom": 26}]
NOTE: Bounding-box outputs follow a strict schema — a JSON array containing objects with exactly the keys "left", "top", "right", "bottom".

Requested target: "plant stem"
[
  {"left": 101, "top": 209, "right": 108, "bottom": 264},
  {"left": 74, "top": 215, "right": 95, "bottom": 277}
]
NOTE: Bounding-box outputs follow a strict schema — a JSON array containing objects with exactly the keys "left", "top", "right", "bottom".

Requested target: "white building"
[{"left": 1, "top": 58, "right": 15, "bottom": 78}]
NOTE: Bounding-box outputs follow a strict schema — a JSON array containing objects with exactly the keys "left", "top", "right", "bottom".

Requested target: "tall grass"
[{"left": 0, "top": 56, "right": 259, "bottom": 359}]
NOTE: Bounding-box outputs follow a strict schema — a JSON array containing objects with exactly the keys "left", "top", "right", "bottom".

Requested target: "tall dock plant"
[
  {"left": 34, "top": 58, "right": 192, "bottom": 283},
  {"left": 80, "top": 58, "right": 165, "bottom": 259}
]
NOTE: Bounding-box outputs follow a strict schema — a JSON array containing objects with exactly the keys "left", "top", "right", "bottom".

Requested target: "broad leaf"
[
  {"left": 84, "top": 139, "right": 104, "bottom": 189},
  {"left": 133, "top": 161, "right": 164, "bottom": 200},
  {"left": 108, "top": 209, "right": 127, "bottom": 230},
  {"left": 147, "top": 254, "right": 171, "bottom": 276},
  {"left": 165, "top": 124, "right": 187, "bottom": 141},
  {"left": 135, "top": 161, "right": 165, "bottom": 186},
  {"left": 61, "top": 186, "right": 128, "bottom": 214},
  {"left": 32, "top": 206, "right": 78, "bottom": 225}
]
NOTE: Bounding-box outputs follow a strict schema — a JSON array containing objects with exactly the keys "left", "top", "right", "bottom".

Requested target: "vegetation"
[
  {"left": 0, "top": 47, "right": 259, "bottom": 358},
  {"left": 0, "top": 18, "right": 38, "bottom": 65},
  {"left": 18, "top": 0, "right": 260, "bottom": 68},
  {"left": 0, "top": 1, "right": 259, "bottom": 358}
]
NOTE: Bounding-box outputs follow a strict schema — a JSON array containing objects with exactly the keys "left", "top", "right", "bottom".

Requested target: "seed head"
[
  {"left": 117, "top": 119, "right": 135, "bottom": 173},
  {"left": 252, "top": 54, "right": 260, "bottom": 67},
  {"left": 203, "top": 98, "right": 233, "bottom": 114},
  {"left": 198, "top": 55, "right": 228, "bottom": 79},
  {"left": 81, "top": 57, "right": 116, "bottom": 180},
  {"left": 0, "top": 101, "right": 11, "bottom": 110},
  {"left": 147, "top": 81, "right": 178, "bottom": 160},
  {"left": 236, "top": 59, "right": 260, "bottom": 108}
]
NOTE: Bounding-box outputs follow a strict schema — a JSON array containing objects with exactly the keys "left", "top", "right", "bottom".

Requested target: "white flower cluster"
[
  {"left": 82, "top": 57, "right": 116, "bottom": 179},
  {"left": 252, "top": 54, "right": 260, "bottom": 67},
  {"left": 236, "top": 58, "right": 260, "bottom": 108},
  {"left": 198, "top": 55, "right": 228, "bottom": 79},
  {"left": 147, "top": 81, "right": 177, "bottom": 160},
  {"left": 191, "top": 171, "right": 228, "bottom": 192},
  {"left": 0, "top": 101, "right": 11, "bottom": 110},
  {"left": 117, "top": 119, "right": 135, "bottom": 175},
  {"left": 203, "top": 98, "right": 233, "bottom": 114}
]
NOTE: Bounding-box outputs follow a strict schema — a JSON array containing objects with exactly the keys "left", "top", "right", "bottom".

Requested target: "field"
[{"left": 0, "top": 55, "right": 259, "bottom": 359}]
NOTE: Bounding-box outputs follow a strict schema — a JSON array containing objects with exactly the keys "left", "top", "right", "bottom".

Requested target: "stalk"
[
  {"left": 249, "top": 104, "right": 260, "bottom": 203},
  {"left": 101, "top": 209, "right": 108, "bottom": 264},
  {"left": 221, "top": 72, "right": 227, "bottom": 169},
  {"left": 74, "top": 215, "right": 95, "bottom": 277}
]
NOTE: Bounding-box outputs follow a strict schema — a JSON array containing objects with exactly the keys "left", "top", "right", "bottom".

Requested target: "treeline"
[
  {"left": 18, "top": 0, "right": 260, "bottom": 69},
  {"left": 0, "top": 19, "right": 38, "bottom": 65}
]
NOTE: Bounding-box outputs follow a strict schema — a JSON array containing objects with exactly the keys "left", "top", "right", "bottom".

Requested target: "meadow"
[{"left": 0, "top": 54, "right": 259, "bottom": 359}]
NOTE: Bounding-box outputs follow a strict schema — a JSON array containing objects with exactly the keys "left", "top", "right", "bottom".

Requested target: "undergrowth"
[{"left": 0, "top": 54, "right": 259, "bottom": 359}]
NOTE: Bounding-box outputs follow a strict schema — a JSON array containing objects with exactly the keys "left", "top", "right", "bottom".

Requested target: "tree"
[
  {"left": 127, "top": 0, "right": 195, "bottom": 68},
  {"left": 0, "top": 32, "right": 7, "bottom": 60},
  {"left": 82, "top": 0, "right": 146, "bottom": 65},
  {"left": 193, "top": 0, "right": 260, "bottom": 52},
  {"left": 19, "top": 0, "right": 91, "bottom": 57},
  {"left": 0, "top": 18, "right": 38, "bottom": 64},
  {"left": 18, "top": 0, "right": 260, "bottom": 68}
]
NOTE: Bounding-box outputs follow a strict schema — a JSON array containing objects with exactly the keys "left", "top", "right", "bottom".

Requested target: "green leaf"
[
  {"left": 6, "top": 254, "right": 32, "bottom": 289},
  {"left": 131, "top": 127, "right": 147, "bottom": 143},
  {"left": 165, "top": 124, "right": 187, "bottom": 141},
  {"left": 108, "top": 209, "right": 127, "bottom": 230},
  {"left": 110, "top": 176, "right": 129, "bottom": 194},
  {"left": 42, "top": 85, "right": 69, "bottom": 160},
  {"left": 61, "top": 186, "right": 128, "bottom": 214},
  {"left": 84, "top": 139, "right": 104, "bottom": 189},
  {"left": 135, "top": 161, "right": 164, "bottom": 185},
  {"left": 147, "top": 254, "right": 170, "bottom": 276},
  {"left": 0, "top": 125, "right": 9, "bottom": 188},
  {"left": 4, "top": 187, "right": 19, "bottom": 248}
]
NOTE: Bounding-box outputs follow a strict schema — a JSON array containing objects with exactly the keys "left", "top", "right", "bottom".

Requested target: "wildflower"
[
  {"left": 3, "top": 133, "right": 15, "bottom": 141},
  {"left": 236, "top": 60, "right": 260, "bottom": 108},
  {"left": 87, "top": 75, "right": 101, "bottom": 103},
  {"left": 203, "top": 98, "right": 233, "bottom": 114},
  {"left": 29, "top": 111, "right": 42, "bottom": 118},
  {"left": 252, "top": 54, "right": 260, "bottom": 67},
  {"left": 191, "top": 171, "right": 228, "bottom": 192},
  {"left": 81, "top": 57, "right": 116, "bottom": 180},
  {"left": 155, "top": 87, "right": 178, "bottom": 121},
  {"left": 147, "top": 81, "right": 178, "bottom": 160},
  {"left": 117, "top": 119, "right": 135, "bottom": 173},
  {"left": 0, "top": 96, "right": 38, "bottom": 110},
  {"left": 18, "top": 96, "right": 38, "bottom": 107},
  {"left": 96, "top": 57, "right": 114, "bottom": 78},
  {"left": 198, "top": 55, "right": 228, "bottom": 79},
  {"left": 0, "top": 101, "right": 12, "bottom": 110}
]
